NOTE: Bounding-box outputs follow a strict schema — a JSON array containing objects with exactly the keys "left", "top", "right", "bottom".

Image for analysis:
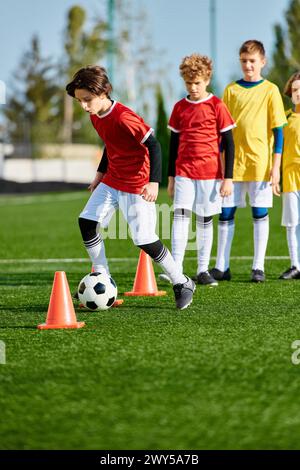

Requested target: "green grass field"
[{"left": 1, "top": 189, "right": 300, "bottom": 450}]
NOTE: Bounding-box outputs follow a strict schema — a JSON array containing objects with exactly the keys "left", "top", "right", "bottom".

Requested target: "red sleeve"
[
  {"left": 168, "top": 103, "right": 180, "bottom": 133},
  {"left": 215, "top": 100, "right": 236, "bottom": 133},
  {"left": 120, "top": 110, "right": 153, "bottom": 143}
]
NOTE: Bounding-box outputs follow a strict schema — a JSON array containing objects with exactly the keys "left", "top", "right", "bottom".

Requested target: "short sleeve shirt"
[
  {"left": 282, "top": 109, "right": 300, "bottom": 192},
  {"left": 90, "top": 101, "right": 153, "bottom": 193},
  {"left": 223, "top": 80, "right": 287, "bottom": 181},
  {"left": 168, "top": 94, "right": 235, "bottom": 180}
]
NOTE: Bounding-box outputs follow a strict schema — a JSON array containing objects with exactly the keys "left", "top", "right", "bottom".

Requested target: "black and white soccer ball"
[{"left": 78, "top": 272, "right": 118, "bottom": 311}]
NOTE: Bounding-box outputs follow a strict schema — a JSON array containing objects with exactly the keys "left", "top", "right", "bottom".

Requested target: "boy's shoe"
[
  {"left": 209, "top": 267, "right": 231, "bottom": 281},
  {"left": 251, "top": 269, "right": 265, "bottom": 283},
  {"left": 279, "top": 266, "right": 300, "bottom": 280},
  {"left": 192, "top": 271, "right": 218, "bottom": 286},
  {"left": 173, "top": 276, "right": 196, "bottom": 310},
  {"left": 158, "top": 273, "right": 172, "bottom": 283}
]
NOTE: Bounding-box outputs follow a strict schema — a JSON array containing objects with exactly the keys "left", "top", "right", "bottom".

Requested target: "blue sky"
[{"left": 0, "top": 0, "right": 291, "bottom": 114}]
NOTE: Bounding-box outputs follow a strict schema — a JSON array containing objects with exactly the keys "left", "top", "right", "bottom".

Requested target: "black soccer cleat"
[
  {"left": 251, "top": 269, "right": 265, "bottom": 283},
  {"left": 192, "top": 271, "right": 218, "bottom": 286},
  {"left": 279, "top": 266, "right": 300, "bottom": 280},
  {"left": 209, "top": 267, "right": 231, "bottom": 281},
  {"left": 173, "top": 276, "right": 196, "bottom": 310}
]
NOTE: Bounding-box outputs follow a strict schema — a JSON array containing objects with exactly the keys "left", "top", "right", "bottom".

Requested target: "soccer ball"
[{"left": 78, "top": 272, "right": 118, "bottom": 310}]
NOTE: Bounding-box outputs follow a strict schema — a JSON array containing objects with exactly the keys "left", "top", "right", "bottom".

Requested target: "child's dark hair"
[
  {"left": 66, "top": 66, "right": 113, "bottom": 97},
  {"left": 239, "top": 40, "right": 265, "bottom": 57},
  {"left": 284, "top": 71, "right": 300, "bottom": 97}
]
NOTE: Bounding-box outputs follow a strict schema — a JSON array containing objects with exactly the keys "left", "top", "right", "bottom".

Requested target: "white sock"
[
  {"left": 84, "top": 234, "right": 110, "bottom": 275},
  {"left": 196, "top": 217, "right": 213, "bottom": 273},
  {"left": 215, "top": 220, "right": 235, "bottom": 271},
  {"left": 287, "top": 226, "right": 300, "bottom": 269},
  {"left": 252, "top": 215, "right": 269, "bottom": 271},
  {"left": 171, "top": 209, "right": 191, "bottom": 274},
  {"left": 297, "top": 225, "right": 300, "bottom": 269},
  {"left": 155, "top": 246, "right": 186, "bottom": 285}
]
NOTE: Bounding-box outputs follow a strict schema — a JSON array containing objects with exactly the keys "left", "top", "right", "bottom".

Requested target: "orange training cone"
[
  {"left": 38, "top": 271, "right": 85, "bottom": 330},
  {"left": 124, "top": 250, "right": 166, "bottom": 297}
]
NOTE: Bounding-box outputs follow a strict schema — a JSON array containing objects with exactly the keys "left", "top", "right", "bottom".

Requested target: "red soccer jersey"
[
  {"left": 90, "top": 101, "right": 153, "bottom": 193},
  {"left": 168, "top": 94, "right": 235, "bottom": 179}
]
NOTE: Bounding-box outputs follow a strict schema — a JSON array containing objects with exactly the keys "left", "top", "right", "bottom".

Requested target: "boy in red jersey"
[
  {"left": 66, "top": 66, "right": 195, "bottom": 309},
  {"left": 159, "top": 54, "right": 235, "bottom": 286}
]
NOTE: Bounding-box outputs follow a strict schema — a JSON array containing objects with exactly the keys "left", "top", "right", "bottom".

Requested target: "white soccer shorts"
[
  {"left": 282, "top": 191, "right": 300, "bottom": 227},
  {"left": 79, "top": 183, "right": 159, "bottom": 245},
  {"left": 222, "top": 181, "right": 273, "bottom": 208},
  {"left": 174, "top": 176, "right": 222, "bottom": 216}
]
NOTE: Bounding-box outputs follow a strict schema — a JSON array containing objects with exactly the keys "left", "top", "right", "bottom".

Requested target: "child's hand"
[
  {"left": 167, "top": 177, "right": 175, "bottom": 199},
  {"left": 270, "top": 166, "right": 281, "bottom": 196},
  {"left": 220, "top": 178, "right": 233, "bottom": 197},
  {"left": 88, "top": 172, "right": 103, "bottom": 192},
  {"left": 140, "top": 182, "right": 159, "bottom": 202}
]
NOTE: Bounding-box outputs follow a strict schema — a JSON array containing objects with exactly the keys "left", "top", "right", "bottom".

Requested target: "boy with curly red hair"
[{"left": 160, "top": 53, "right": 235, "bottom": 286}]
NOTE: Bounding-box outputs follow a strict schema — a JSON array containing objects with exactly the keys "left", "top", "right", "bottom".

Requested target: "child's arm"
[
  {"left": 220, "top": 129, "right": 234, "bottom": 197},
  {"left": 88, "top": 172, "right": 104, "bottom": 192},
  {"left": 167, "top": 131, "right": 179, "bottom": 198},
  {"left": 140, "top": 134, "right": 162, "bottom": 202},
  {"left": 88, "top": 147, "right": 108, "bottom": 192},
  {"left": 270, "top": 153, "right": 281, "bottom": 197},
  {"left": 270, "top": 127, "right": 284, "bottom": 196}
]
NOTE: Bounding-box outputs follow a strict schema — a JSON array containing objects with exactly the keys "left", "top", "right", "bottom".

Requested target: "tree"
[
  {"left": 267, "top": 24, "right": 293, "bottom": 107},
  {"left": 3, "top": 6, "right": 110, "bottom": 150},
  {"left": 61, "top": 5, "right": 108, "bottom": 144},
  {"left": 267, "top": 0, "right": 300, "bottom": 105},
  {"left": 155, "top": 87, "right": 170, "bottom": 187},
  {"left": 285, "top": 0, "right": 300, "bottom": 69},
  {"left": 3, "top": 35, "right": 59, "bottom": 153},
  {"left": 114, "top": 0, "right": 170, "bottom": 122}
]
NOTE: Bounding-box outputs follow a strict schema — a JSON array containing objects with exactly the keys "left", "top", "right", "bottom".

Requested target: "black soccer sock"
[
  {"left": 138, "top": 240, "right": 165, "bottom": 260},
  {"left": 78, "top": 217, "right": 109, "bottom": 273},
  {"left": 138, "top": 240, "right": 186, "bottom": 285}
]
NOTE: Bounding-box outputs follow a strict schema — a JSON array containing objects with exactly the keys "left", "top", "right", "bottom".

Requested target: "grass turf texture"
[{"left": 0, "top": 189, "right": 300, "bottom": 450}]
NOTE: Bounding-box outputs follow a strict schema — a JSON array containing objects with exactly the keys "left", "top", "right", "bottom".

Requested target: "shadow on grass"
[
  {"left": 0, "top": 325, "right": 38, "bottom": 329},
  {"left": 75, "top": 303, "right": 169, "bottom": 313},
  {"left": 0, "top": 305, "right": 47, "bottom": 313},
  {"left": 0, "top": 273, "right": 53, "bottom": 287}
]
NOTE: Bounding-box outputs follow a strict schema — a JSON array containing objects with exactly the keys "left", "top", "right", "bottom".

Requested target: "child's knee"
[
  {"left": 196, "top": 215, "right": 213, "bottom": 224},
  {"left": 137, "top": 240, "right": 164, "bottom": 259},
  {"left": 174, "top": 208, "right": 192, "bottom": 218},
  {"left": 251, "top": 207, "right": 268, "bottom": 219},
  {"left": 78, "top": 217, "right": 98, "bottom": 241},
  {"left": 219, "top": 207, "right": 237, "bottom": 221}
]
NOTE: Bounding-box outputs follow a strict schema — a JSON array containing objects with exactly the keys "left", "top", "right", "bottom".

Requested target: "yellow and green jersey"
[
  {"left": 282, "top": 109, "right": 300, "bottom": 193},
  {"left": 223, "top": 80, "right": 287, "bottom": 182}
]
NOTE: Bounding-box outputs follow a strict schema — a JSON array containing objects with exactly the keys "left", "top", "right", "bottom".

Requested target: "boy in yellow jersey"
[
  {"left": 211, "top": 40, "right": 287, "bottom": 282},
  {"left": 279, "top": 72, "right": 300, "bottom": 280}
]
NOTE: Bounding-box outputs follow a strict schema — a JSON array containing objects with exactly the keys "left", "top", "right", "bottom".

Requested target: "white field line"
[{"left": 0, "top": 256, "right": 289, "bottom": 264}]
